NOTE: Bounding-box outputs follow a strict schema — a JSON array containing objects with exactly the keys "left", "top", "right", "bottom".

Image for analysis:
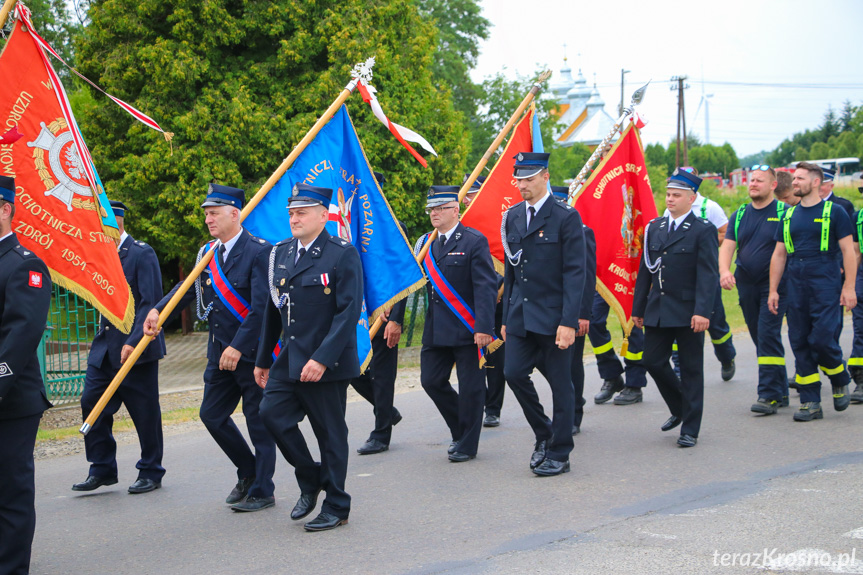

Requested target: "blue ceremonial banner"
[{"left": 244, "top": 104, "right": 426, "bottom": 370}]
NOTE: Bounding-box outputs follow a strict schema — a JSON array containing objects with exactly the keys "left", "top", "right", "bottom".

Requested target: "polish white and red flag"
[{"left": 356, "top": 81, "right": 437, "bottom": 167}]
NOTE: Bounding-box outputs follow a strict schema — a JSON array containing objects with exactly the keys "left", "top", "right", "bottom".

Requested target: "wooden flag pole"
[
  {"left": 367, "top": 70, "right": 552, "bottom": 339},
  {"left": 0, "top": 0, "right": 16, "bottom": 30},
  {"left": 80, "top": 65, "right": 370, "bottom": 435}
]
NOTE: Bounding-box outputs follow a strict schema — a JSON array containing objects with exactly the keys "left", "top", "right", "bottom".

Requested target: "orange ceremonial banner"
[
  {"left": 0, "top": 20, "right": 134, "bottom": 332},
  {"left": 461, "top": 104, "right": 536, "bottom": 274},
  {"left": 573, "top": 122, "right": 657, "bottom": 333}
]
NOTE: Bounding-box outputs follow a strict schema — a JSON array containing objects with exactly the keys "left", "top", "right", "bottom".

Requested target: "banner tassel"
[{"left": 620, "top": 337, "right": 629, "bottom": 357}]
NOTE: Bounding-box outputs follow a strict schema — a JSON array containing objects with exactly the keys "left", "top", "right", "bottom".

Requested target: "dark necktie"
[
  {"left": 296, "top": 247, "right": 306, "bottom": 265},
  {"left": 669, "top": 220, "right": 677, "bottom": 235},
  {"left": 218, "top": 245, "right": 226, "bottom": 267},
  {"left": 528, "top": 206, "right": 536, "bottom": 228}
]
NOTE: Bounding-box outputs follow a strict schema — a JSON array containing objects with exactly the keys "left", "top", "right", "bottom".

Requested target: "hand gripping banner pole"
[
  {"left": 367, "top": 70, "right": 552, "bottom": 339},
  {"left": 80, "top": 61, "right": 373, "bottom": 434}
]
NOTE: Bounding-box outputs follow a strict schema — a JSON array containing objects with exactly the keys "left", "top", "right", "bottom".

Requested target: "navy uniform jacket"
[
  {"left": 0, "top": 234, "right": 52, "bottom": 420},
  {"left": 158, "top": 230, "right": 271, "bottom": 363},
  {"left": 632, "top": 212, "right": 719, "bottom": 328},
  {"left": 89, "top": 235, "right": 166, "bottom": 370},
  {"left": 257, "top": 229, "right": 363, "bottom": 382},
  {"left": 502, "top": 196, "right": 587, "bottom": 336},
  {"left": 422, "top": 222, "right": 497, "bottom": 347},
  {"left": 581, "top": 225, "right": 597, "bottom": 320},
  {"left": 829, "top": 192, "right": 855, "bottom": 221}
]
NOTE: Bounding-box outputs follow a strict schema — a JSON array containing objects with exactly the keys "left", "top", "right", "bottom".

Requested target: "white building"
[{"left": 550, "top": 58, "right": 617, "bottom": 149}]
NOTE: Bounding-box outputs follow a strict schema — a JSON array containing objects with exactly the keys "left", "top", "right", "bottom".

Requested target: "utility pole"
[
  {"left": 670, "top": 75, "right": 690, "bottom": 167},
  {"left": 619, "top": 69, "right": 630, "bottom": 116}
]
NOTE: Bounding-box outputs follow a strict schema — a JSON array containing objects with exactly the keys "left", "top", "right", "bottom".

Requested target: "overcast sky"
[{"left": 471, "top": 0, "right": 863, "bottom": 159}]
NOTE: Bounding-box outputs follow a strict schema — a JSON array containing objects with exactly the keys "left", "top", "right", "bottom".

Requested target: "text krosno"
[{"left": 713, "top": 548, "right": 857, "bottom": 569}]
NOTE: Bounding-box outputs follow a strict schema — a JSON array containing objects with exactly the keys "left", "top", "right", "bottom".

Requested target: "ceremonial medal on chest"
[
  {"left": 206, "top": 278, "right": 211, "bottom": 286},
  {"left": 321, "top": 273, "right": 331, "bottom": 295},
  {"left": 280, "top": 278, "right": 285, "bottom": 286}
]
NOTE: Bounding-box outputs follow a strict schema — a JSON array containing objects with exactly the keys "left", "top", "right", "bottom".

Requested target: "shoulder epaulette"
[{"left": 328, "top": 236, "right": 350, "bottom": 248}]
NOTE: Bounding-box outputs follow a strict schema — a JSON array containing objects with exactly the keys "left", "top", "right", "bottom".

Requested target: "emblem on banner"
[{"left": 27, "top": 118, "right": 95, "bottom": 212}]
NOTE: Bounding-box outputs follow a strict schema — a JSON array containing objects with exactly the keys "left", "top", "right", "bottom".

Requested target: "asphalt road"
[{"left": 30, "top": 325, "right": 863, "bottom": 575}]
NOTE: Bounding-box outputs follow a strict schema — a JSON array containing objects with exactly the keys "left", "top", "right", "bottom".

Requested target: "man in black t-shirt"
[
  {"left": 768, "top": 162, "right": 858, "bottom": 421},
  {"left": 720, "top": 167, "right": 789, "bottom": 414}
]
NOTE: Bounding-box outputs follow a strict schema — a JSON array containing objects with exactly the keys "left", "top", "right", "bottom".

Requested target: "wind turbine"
[{"left": 693, "top": 92, "right": 714, "bottom": 145}]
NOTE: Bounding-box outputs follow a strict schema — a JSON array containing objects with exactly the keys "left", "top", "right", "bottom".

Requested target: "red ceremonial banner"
[
  {"left": 573, "top": 122, "right": 657, "bottom": 333},
  {"left": 0, "top": 20, "right": 134, "bottom": 332},
  {"left": 461, "top": 105, "right": 536, "bottom": 274}
]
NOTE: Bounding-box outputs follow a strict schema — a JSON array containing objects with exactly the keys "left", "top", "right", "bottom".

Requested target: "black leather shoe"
[
  {"left": 72, "top": 475, "right": 118, "bottom": 492},
  {"left": 290, "top": 489, "right": 321, "bottom": 520},
  {"left": 613, "top": 386, "right": 643, "bottom": 405},
  {"left": 833, "top": 385, "right": 850, "bottom": 411},
  {"left": 677, "top": 434, "right": 697, "bottom": 448},
  {"left": 231, "top": 495, "right": 275, "bottom": 512},
  {"left": 594, "top": 375, "right": 624, "bottom": 404},
  {"left": 529, "top": 440, "right": 547, "bottom": 469},
  {"left": 721, "top": 359, "right": 736, "bottom": 381},
  {"left": 391, "top": 407, "right": 403, "bottom": 427},
  {"left": 128, "top": 478, "right": 161, "bottom": 494},
  {"left": 226, "top": 476, "right": 255, "bottom": 504},
  {"left": 483, "top": 413, "right": 500, "bottom": 427},
  {"left": 571, "top": 425, "right": 580, "bottom": 436},
  {"left": 661, "top": 415, "right": 682, "bottom": 432},
  {"left": 447, "top": 440, "right": 459, "bottom": 455},
  {"left": 357, "top": 439, "right": 389, "bottom": 455},
  {"left": 304, "top": 512, "right": 348, "bottom": 532},
  {"left": 448, "top": 451, "right": 475, "bottom": 462},
  {"left": 532, "top": 458, "right": 570, "bottom": 476}
]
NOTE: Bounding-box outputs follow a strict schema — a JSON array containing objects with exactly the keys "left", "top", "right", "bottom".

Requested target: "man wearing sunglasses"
[
  {"left": 719, "top": 165, "right": 790, "bottom": 415},
  {"left": 768, "top": 162, "right": 857, "bottom": 421},
  {"left": 418, "top": 186, "right": 497, "bottom": 463}
]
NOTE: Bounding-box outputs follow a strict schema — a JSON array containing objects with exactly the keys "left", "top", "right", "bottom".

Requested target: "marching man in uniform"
[
  {"left": 0, "top": 176, "right": 52, "bottom": 575},
  {"left": 418, "top": 185, "right": 497, "bottom": 462},
  {"left": 255, "top": 183, "right": 363, "bottom": 532},
  {"left": 501, "top": 153, "right": 587, "bottom": 476},
  {"left": 632, "top": 169, "right": 719, "bottom": 447}
]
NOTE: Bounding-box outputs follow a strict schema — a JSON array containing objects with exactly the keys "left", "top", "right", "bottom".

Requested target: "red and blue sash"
[
  {"left": 420, "top": 234, "right": 499, "bottom": 366},
  {"left": 205, "top": 242, "right": 282, "bottom": 360}
]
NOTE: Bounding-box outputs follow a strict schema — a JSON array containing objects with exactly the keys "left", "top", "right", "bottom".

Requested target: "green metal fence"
[{"left": 41, "top": 284, "right": 99, "bottom": 406}]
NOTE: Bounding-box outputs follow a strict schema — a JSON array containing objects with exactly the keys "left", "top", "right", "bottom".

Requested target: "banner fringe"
[{"left": 48, "top": 270, "right": 135, "bottom": 334}]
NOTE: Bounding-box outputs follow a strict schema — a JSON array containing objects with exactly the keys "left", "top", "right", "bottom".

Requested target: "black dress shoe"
[
  {"left": 721, "top": 359, "right": 736, "bottom": 381},
  {"left": 72, "top": 475, "right": 118, "bottom": 492},
  {"left": 290, "top": 489, "right": 321, "bottom": 520},
  {"left": 677, "top": 434, "right": 697, "bottom": 447},
  {"left": 304, "top": 512, "right": 348, "bottom": 532},
  {"left": 231, "top": 495, "right": 275, "bottom": 512},
  {"left": 483, "top": 413, "right": 500, "bottom": 427},
  {"left": 226, "top": 476, "right": 255, "bottom": 504},
  {"left": 448, "top": 451, "right": 475, "bottom": 462},
  {"left": 661, "top": 415, "right": 682, "bottom": 432},
  {"left": 571, "top": 425, "right": 580, "bottom": 436},
  {"left": 529, "top": 440, "right": 547, "bottom": 469},
  {"left": 128, "top": 478, "right": 161, "bottom": 494},
  {"left": 391, "top": 407, "right": 403, "bottom": 426},
  {"left": 357, "top": 439, "right": 389, "bottom": 455},
  {"left": 594, "top": 375, "right": 624, "bottom": 404},
  {"left": 532, "top": 458, "right": 570, "bottom": 476},
  {"left": 447, "top": 440, "right": 459, "bottom": 455}
]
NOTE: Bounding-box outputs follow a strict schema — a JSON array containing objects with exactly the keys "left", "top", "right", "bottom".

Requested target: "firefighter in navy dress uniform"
[
  {"left": 0, "top": 176, "right": 52, "bottom": 575},
  {"left": 255, "top": 183, "right": 363, "bottom": 532},
  {"left": 632, "top": 169, "right": 720, "bottom": 448},
  {"left": 501, "top": 153, "right": 587, "bottom": 476},
  {"left": 144, "top": 184, "right": 276, "bottom": 510},
  {"left": 74, "top": 200, "right": 167, "bottom": 495}
]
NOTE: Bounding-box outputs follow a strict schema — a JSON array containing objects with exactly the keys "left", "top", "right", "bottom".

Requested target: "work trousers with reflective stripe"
[
  {"left": 849, "top": 265, "right": 863, "bottom": 373},
  {"left": 737, "top": 277, "right": 789, "bottom": 402},
  {"left": 786, "top": 255, "right": 850, "bottom": 403},
  {"left": 587, "top": 292, "right": 647, "bottom": 387}
]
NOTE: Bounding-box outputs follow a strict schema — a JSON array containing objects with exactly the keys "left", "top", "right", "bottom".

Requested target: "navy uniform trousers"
[
  {"left": 483, "top": 300, "right": 507, "bottom": 417},
  {"left": 588, "top": 292, "right": 646, "bottom": 387},
  {"left": 81, "top": 359, "right": 164, "bottom": 480},
  {"left": 350, "top": 331, "right": 400, "bottom": 444},
  {"left": 786, "top": 254, "right": 851, "bottom": 402},
  {"left": 737, "top": 278, "right": 789, "bottom": 402},
  {"left": 202, "top": 357, "right": 276, "bottom": 497},
  {"left": 672, "top": 284, "right": 736, "bottom": 371},
  {"left": 0, "top": 414, "right": 41, "bottom": 574}
]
